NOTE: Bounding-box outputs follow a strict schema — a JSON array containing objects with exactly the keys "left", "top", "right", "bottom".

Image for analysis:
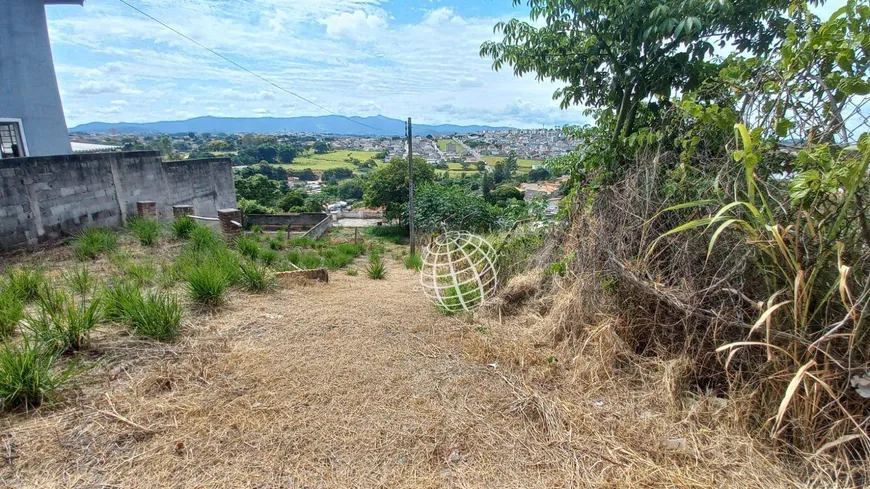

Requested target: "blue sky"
[{"left": 45, "top": 0, "right": 847, "bottom": 129}]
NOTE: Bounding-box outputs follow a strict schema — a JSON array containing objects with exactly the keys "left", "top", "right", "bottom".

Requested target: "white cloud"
[
  {"left": 220, "top": 89, "right": 277, "bottom": 101},
  {"left": 323, "top": 10, "right": 387, "bottom": 41},
  {"left": 48, "top": 0, "right": 592, "bottom": 128},
  {"left": 423, "top": 7, "right": 463, "bottom": 26},
  {"left": 252, "top": 108, "right": 272, "bottom": 114},
  {"left": 110, "top": 99, "right": 128, "bottom": 106}
]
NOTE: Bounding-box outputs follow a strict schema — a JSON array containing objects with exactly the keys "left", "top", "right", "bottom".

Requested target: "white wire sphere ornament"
[{"left": 420, "top": 231, "right": 499, "bottom": 313}]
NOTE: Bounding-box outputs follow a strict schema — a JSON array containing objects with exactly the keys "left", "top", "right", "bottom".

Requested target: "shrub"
[
  {"left": 187, "top": 264, "right": 229, "bottom": 306},
  {"left": 259, "top": 248, "right": 279, "bottom": 267},
  {"left": 28, "top": 295, "right": 101, "bottom": 353},
  {"left": 0, "top": 339, "right": 77, "bottom": 410},
  {"left": 72, "top": 227, "right": 117, "bottom": 261},
  {"left": 102, "top": 281, "right": 143, "bottom": 324},
  {"left": 404, "top": 253, "right": 423, "bottom": 272},
  {"left": 286, "top": 250, "right": 301, "bottom": 266},
  {"left": 366, "top": 225, "right": 408, "bottom": 245},
  {"left": 239, "top": 261, "right": 277, "bottom": 293},
  {"left": 268, "top": 238, "right": 285, "bottom": 251},
  {"left": 0, "top": 289, "right": 24, "bottom": 338},
  {"left": 128, "top": 218, "right": 161, "bottom": 246},
  {"left": 171, "top": 216, "right": 197, "bottom": 239},
  {"left": 366, "top": 255, "right": 387, "bottom": 280},
  {"left": 346, "top": 269, "right": 359, "bottom": 277},
  {"left": 130, "top": 293, "right": 182, "bottom": 341},
  {"left": 5, "top": 267, "right": 47, "bottom": 303},
  {"left": 63, "top": 266, "right": 93, "bottom": 297},
  {"left": 236, "top": 236, "right": 261, "bottom": 260}
]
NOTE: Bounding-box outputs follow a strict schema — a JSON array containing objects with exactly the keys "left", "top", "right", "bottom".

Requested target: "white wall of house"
[{"left": 0, "top": 0, "right": 76, "bottom": 157}]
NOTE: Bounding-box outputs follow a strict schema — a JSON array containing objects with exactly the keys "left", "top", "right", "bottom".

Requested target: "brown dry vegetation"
[{"left": 0, "top": 232, "right": 820, "bottom": 488}]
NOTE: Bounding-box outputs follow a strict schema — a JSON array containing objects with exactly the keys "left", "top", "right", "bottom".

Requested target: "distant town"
[{"left": 70, "top": 128, "right": 576, "bottom": 167}]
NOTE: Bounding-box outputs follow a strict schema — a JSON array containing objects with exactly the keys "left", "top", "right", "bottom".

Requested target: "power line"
[{"left": 115, "top": 0, "right": 386, "bottom": 134}]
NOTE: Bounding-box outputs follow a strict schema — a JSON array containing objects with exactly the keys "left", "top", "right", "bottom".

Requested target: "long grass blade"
[{"left": 774, "top": 360, "right": 816, "bottom": 433}]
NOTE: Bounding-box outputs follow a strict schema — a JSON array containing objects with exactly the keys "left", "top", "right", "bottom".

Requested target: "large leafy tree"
[
  {"left": 365, "top": 157, "right": 435, "bottom": 218},
  {"left": 481, "top": 0, "right": 821, "bottom": 140}
]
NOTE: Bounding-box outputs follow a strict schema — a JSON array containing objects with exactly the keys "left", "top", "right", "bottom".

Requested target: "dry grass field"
[{"left": 0, "top": 229, "right": 818, "bottom": 488}]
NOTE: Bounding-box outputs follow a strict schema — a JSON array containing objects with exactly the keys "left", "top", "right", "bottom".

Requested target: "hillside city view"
[{"left": 1, "top": 0, "right": 868, "bottom": 487}]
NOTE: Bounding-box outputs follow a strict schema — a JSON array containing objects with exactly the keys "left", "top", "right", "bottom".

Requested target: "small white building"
[{"left": 1, "top": 0, "right": 81, "bottom": 158}]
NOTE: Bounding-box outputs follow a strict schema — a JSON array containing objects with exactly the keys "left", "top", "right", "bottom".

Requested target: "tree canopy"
[
  {"left": 364, "top": 157, "right": 436, "bottom": 218},
  {"left": 480, "top": 0, "right": 820, "bottom": 140}
]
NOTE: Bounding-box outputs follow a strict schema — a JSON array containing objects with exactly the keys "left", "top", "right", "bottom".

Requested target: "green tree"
[
  {"left": 338, "top": 179, "right": 364, "bottom": 200},
  {"left": 322, "top": 167, "right": 354, "bottom": 183},
  {"left": 413, "top": 184, "right": 499, "bottom": 234},
  {"left": 364, "top": 157, "right": 435, "bottom": 219},
  {"left": 256, "top": 144, "right": 278, "bottom": 163},
  {"left": 290, "top": 168, "right": 318, "bottom": 182},
  {"left": 481, "top": 0, "right": 805, "bottom": 141},
  {"left": 481, "top": 171, "right": 494, "bottom": 202},
  {"left": 491, "top": 184, "right": 523, "bottom": 206},
  {"left": 313, "top": 141, "right": 331, "bottom": 154},
  {"left": 277, "top": 190, "right": 307, "bottom": 212},
  {"left": 234, "top": 174, "right": 288, "bottom": 208},
  {"left": 278, "top": 145, "right": 298, "bottom": 163},
  {"left": 527, "top": 166, "right": 552, "bottom": 182}
]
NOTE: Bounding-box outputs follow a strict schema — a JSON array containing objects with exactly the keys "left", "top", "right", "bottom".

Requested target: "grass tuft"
[
  {"left": 187, "top": 264, "right": 229, "bottom": 307},
  {"left": 239, "top": 261, "right": 277, "bottom": 293},
  {"left": 28, "top": 294, "right": 101, "bottom": 353},
  {"left": 190, "top": 225, "right": 222, "bottom": 253},
  {"left": 102, "top": 281, "right": 142, "bottom": 324},
  {"left": 171, "top": 216, "right": 197, "bottom": 240},
  {"left": 128, "top": 218, "right": 161, "bottom": 246},
  {"left": 0, "top": 288, "right": 24, "bottom": 339},
  {"left": 5, "top": 267, "right": 47, "bottom": 304},
  {"left": 366, "top": 255, "right": 387, "bottom": 280},
  {"left": 298, "top": 251, "right": 323, "bottom": 270},
  {"left": 130, "top": 293, "right": 182, "bottom": 341},
  {"left": 63, "top": 266, "right": 93, "bottom": 297},
  {"left": 259, "top": 248, "right": 279, "bottom": 267},
  {"left": 0, "top": 339, "right": 77, "bottom": 410},
  {"left": 72, "top": 227, "right": 117, "bottom": 261},
  {"left": 236, "top": 236, "right": 261, "bottom": 260},
  {"left": 404, "top": 253, "right": 423, "bottom": 272}
]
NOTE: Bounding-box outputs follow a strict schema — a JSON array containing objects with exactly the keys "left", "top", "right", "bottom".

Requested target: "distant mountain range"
[{"left": 69, "top": 115, "right": 515, "bottom": 136}]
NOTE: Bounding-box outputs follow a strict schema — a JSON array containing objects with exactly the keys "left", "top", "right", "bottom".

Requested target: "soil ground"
[{"left": 0, "top": 250, "right": 806, "bottom": 488}]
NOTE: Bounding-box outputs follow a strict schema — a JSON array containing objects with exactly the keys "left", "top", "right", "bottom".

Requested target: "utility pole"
[{"left": 407, "top": 117, "right": 416, "bottom": 255}]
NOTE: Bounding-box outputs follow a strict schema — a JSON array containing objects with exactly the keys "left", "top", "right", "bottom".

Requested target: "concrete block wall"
[
  {"left": 303, "top": 215, "right": 333, "bottom": 240},
  {"left": 0, "top": 151, "right": 236, "bottom": 251},
  {"left": 244, "top": 213, "right": 328, "bottom": 231}
]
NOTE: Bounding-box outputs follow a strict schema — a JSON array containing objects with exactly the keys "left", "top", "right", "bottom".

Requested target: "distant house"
[
  {"left": 446, "top": 142, "right": 458, "bottom": 153},
  {"left": 1, "top": 0, "right": 82, "bottom": 157},
  {"left": 520, "top": 182, "right": 561, "bottom": 202}
]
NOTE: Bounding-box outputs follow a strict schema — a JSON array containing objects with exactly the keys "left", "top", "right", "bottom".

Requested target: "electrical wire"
[{"left": 115, "top": 0, "right": 387, "bottom": 134}]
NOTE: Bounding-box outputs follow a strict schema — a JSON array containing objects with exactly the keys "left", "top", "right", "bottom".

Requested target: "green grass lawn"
[
  {"left": 437, "top": 139, "right": 464, "bottom": 152},
  {"left": 481, "top": 156, "right": 543, "bottom": 168},
  {"left": 278, "top": 150, "right": 383, "bottom": 171}
]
